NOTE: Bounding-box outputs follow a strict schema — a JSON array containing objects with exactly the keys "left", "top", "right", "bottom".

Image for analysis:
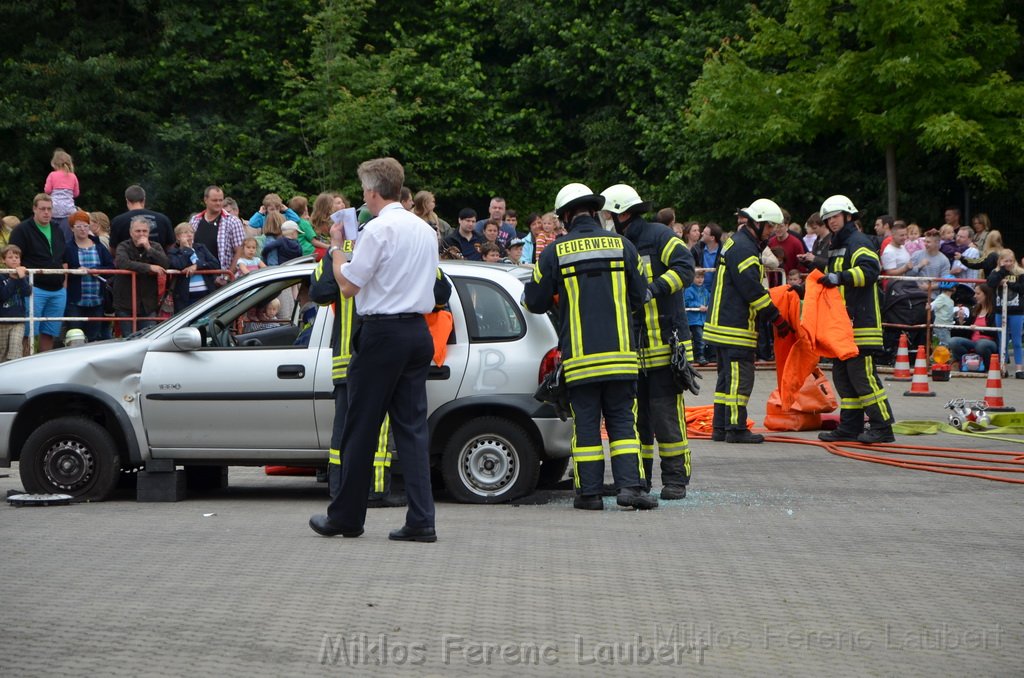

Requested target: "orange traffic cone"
[
  {"left": 983, "top": 355, "right": 1015, "bottom": 412},
  {"left": 887, "top": 333, "right": 912, "bottom": 382},
  {"left": 903, "top": 346, "right": 935, "bottom": 397}
]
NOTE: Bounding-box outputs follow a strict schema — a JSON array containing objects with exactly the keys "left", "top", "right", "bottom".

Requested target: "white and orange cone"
[
  {"left": 984, "top": 355, "right": 1015, "bottom": 412},
  {"left": 888, "top": 333, "right": 912, "bottom": 382},
  {"left": 903, "top": 346, "right": 935, "bottom": 397}
]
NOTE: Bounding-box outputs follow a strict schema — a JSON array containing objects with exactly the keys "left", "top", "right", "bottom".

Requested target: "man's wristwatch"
[{"left": 327, "top": 245, "right": 342, "bottom": 257}]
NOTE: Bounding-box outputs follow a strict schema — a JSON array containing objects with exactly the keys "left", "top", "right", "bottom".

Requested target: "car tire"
[
  {"left": 536, "top": 457, "right": 571, "bottom": 488},
  {"left": 20, "top": 417, "right": 121, "bottom": 502},
  {"left": 442, "top": 416, "right": 539, "bottom": 503}
]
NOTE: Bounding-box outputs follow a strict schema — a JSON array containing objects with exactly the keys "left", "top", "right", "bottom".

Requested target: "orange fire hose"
[{"left": 688, "top": 427, "right": 1024, "bottom": 484}]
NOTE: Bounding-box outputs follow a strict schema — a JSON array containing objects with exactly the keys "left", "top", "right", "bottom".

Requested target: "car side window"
[
  {"left": 454, "top": 278, "right": 525, "bottom": 342},
  {"left": 188, "top": 276, "right": 313, "bottom": 349}
]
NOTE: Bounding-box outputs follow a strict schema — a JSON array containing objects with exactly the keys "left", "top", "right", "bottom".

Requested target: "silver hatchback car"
[{"left": 0, "top": 260, "right": 572, "bottom": 503}]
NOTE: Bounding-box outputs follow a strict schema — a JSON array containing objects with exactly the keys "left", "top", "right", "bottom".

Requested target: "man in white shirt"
[
  {"left": 880, "top": 222, "right": 912, "bottom": 278},
  {"left": 309, "top": 157, "right": 444, "bottom": 543}
]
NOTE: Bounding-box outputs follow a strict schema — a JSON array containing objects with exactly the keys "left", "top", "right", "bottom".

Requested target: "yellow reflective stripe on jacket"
[
  {"left": 750, "top": 293, "right": 772, "bottom": 312},
  {"left": 737, "top": 256, "right": 760, "bottom": 274},
  {"left": 564, "top": 273, "right": 584, "bottom": 360},
  {"left": 848, "top": 247, "right": 878, "bottom": 287},
  {"left": 611, "top": 269, "right": 631, "bottom": 352},
  {"left": 565, "top": 364, "right": 639, "bottom": 382},
  {"left": 704, "top": 324, "right": 757, "bottom": 348}
]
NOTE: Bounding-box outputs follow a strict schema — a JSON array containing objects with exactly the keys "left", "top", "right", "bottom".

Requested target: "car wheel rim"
[
  {"left": 458, "top": 435, "right": 518, "bottom": 496},
  {"left": 42, "top": 440, "right": 95, "bottom": 491}
]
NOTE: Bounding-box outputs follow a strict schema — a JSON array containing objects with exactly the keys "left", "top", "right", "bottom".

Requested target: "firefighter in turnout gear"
[
  {"left": 310, "top": 243, "right": 451, "bottom": 506},
  {"left": 524, "top": 183, "right": 657, "bottom": 510},
  {"left": 705, "top": 198, "right": 794, "bottom": 444},
  {"left": 601, "top": 183, "right": 695, "bottom": 500},
  {"left": 817, "top": 194, "right": 895, "bottom": 444}
]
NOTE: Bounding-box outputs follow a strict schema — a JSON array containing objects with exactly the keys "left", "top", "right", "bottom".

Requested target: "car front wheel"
[
  {"left": 20, "top": 417, "right": 121, "bottom": 502},
  {"left": 442, "top": 417, "right": 539, "bottom": 503}
]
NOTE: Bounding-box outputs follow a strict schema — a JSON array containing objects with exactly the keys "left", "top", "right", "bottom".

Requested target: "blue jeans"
[
  {"left": 994, "top": 314, "right": 1024, "bottom": 366},
  {"left": 689, "top": 324, "right": 705, "bottom": 362},
  {"left": 29, "top": 286, "right": 67, "bottom": 338},
  {"left": 948, "top": 336, "right": 997, "bottom": 371}
]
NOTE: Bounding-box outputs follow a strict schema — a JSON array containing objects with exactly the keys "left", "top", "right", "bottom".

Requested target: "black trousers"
[
  {"left": 568, "top": 380, "right": 644, "bottom": 496},
  {"left": 832, "top": 353, "right": 895, "bottom": 434},
  {"left": 712, "top": 346, "right": 755, "bottom": 433},
  {"left": 637, "top": 367, "right": 691, "bottom": 488},
  {"left": 326, "top": 316, "right": 434, "bottom": 530}
]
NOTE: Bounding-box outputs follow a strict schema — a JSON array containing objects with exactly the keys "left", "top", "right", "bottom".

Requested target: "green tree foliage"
[
  {"left": 0, "top": 0, "right": 315, "bottom": 220},
  {"left": 687, "top": 0, "right": 1024, "bottom": 215},
  {"left": 1, "top": 0, "right": 1022, "bottom": 231}
]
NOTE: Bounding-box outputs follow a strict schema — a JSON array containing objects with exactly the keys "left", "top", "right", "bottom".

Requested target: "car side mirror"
[{"left": 150, "top": 328, "right": 203, "bottom": 352}]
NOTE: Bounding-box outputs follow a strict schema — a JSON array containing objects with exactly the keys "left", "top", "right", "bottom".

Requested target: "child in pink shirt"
[{"left": 43, "top": 148, "right": 80, "bottom": 237}]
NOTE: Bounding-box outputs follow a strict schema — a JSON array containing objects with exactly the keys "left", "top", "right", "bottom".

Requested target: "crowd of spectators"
[{"left": 2, "top": 148, "right": 1022, "bottom": 377}]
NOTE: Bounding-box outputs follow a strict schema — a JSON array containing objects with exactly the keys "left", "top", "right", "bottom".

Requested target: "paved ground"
[{"left": 2, "top": 371, "right": 1022, "bottom": 676}]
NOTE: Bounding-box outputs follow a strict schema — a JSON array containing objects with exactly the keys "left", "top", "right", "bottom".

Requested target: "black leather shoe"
[
  {"left": 857, "top": 428, "right": 895, "bottom": 444},
  {"left": 574, "top": 494, "right": 604, "bottom": 510},
  {"left": 660, "top": 485, "right": 687, "bottom": 500},
  {"left": 388, "top": 525, "right": 437, "bottom": 542},
  {"left": 725, "top": 430, "right": 764, "bottom": 444},
  {"left": 711, "top": 429, "right": 726, "bottom": 441},
  {"left": 367, "top": 494, "right": 408, "bottom": 508},
  {"left": 309, "top": 514, "right": 363, "bottom": 538},
  {"left": 818, "top": 430, "right": 861, "bottom": 443},
  {"left": 601, "top": 483, "right": 618, "bottom": 497}
]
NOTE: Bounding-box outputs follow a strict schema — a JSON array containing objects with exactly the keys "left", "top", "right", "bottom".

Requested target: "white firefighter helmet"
[
  {"left": 554, "top": 183, "right": 605, "bottom": 217},
  {"left": 739, "top": 198, "right": 784, "bottom": 224},
  {"left": 819, "top": 194, "right": 858, "bottom": 220},
  {"left": 600, "top": 184, "right": 651, "bottom": 215}
]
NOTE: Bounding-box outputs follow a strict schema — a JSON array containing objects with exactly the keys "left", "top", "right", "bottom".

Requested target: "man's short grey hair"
[
  {"left": 130, "top": 215, "right": 154, "bottom": 229},
  {"left": 125, "top": 185, "right": 146, "bottom": 203},
  {"left": 357, "top": 158, "right": 404, "bottom": 201}
]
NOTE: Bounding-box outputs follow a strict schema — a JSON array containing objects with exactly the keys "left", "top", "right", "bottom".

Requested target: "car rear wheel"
[
  {"left": 442, "top": 417, "right": 539, "bottom": 503},
  {"left": 20, "top": 417, "right": 121, "bottom": 502}
]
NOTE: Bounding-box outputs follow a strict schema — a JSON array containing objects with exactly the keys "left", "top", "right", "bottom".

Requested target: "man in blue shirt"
[{"left": 444, "top": 209, "right": 484, "bottom": 260}]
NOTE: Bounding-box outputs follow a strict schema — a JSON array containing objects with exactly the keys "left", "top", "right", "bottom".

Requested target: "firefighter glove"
[
  {"left": 772, "top": 317, "right": 794, "bottom": 338},
  {"left": 821, "top": 272, "right": 842, "bottom": 288}
]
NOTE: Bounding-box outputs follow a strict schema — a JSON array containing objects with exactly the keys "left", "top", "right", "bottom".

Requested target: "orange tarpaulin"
[
  {"left": 424, "top": 310, "right": 454, "bottom": 367},
  {"left": 685, "top": 404, "right": 753, "bottom": 435},
  {"left": 768, "top": 272, "right": 854, "bottom": 410},
  {"left": 802, "top": 269, "right": 857, "bottom": 361}
]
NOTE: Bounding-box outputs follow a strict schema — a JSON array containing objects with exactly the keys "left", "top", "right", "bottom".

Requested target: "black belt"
[{"left": 360, "top": 313, "right": 421, "bottom": 321}]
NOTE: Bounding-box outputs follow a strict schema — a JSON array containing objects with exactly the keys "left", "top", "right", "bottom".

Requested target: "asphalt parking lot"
[{"left": 2, "top": 370, "right": 1022, "bottom": 676}]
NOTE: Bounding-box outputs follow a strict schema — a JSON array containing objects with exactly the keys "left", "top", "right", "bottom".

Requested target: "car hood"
[{"left": 0, "top": 339, "right": 150, "bottom": 396}]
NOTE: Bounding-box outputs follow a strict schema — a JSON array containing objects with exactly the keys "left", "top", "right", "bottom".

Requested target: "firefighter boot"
[
  {"left": 725, "top": 429, "right": 764, "bottom": 444},
  {"left": 857, "top": 427, "right": 895, "bottom": 445},
  {"left": 659, "top": 455, "right": 688, "bottom": 500},
  {"left": 574, "top": 494, "right": 604, "bottom": 511},
  {"left": 616, "top": 486, "right": 659, "bottom": 510},
  {"left": 820, "top": 408, "right": 865, "bottom": 442}
]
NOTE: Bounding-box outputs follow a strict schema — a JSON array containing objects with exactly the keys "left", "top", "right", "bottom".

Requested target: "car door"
[
  {"left": 140, "top": 271, "right": 323, "bottom": 460},
  {"left": 451, "top": 274, "right": 531, "bottom": 397}
]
